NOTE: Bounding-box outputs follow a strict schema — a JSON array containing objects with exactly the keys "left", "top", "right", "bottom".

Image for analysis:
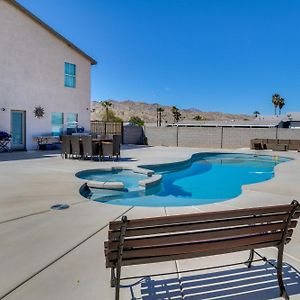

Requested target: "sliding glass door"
[{"left": 11, "top": 110, "right": 26, "bottom": 150}]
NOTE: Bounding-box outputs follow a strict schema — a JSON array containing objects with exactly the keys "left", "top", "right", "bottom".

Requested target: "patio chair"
[
  {"left": 81, "top": 135, "right": 93, "bottom": 159},
  {"left": 61, "top": 135, "right": 71, "bottom": 159},
  {"left": 99, "top": 135, "right": 121, "bottom": 161},
  {"left": 289, "top": 140, "right": 300, "bottom": 151},
  {"left": 278, "top": 139, "right": 290, "bottom": 150},
  {"left": 100, "top": 140, "right": 113, "bottom": 160},
  {"left": 113, "top": 135, "right": 121, "bottom": 160},
  {"left": 272, "top": 144, "right": 288, "bottom": 151},
  {"left": 261, "top": 139, "right": 269, "bottom": 149},
  {"left": 70, "top": 136, "right": 81, "bottom": 158},
  {"left": 0, "top": 132, "right": 11, "bottom": 153},
  {"left": 250, "top": 139, "right": 262, "bottom": 150},
  {"left": 266, "top": 139, "right": 278, "bottom": 150}
]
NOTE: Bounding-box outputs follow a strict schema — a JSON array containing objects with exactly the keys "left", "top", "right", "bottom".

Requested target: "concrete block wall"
[
  {"left": 178, "top": 127, "right": 222, "bottom": 148},
  {"left": 144, "top": 126, "right": 300, "bottom": 149},
  {"left": 123, "top": 126, "right": 144, "bottom": 144},
  {"left": 222, "top": 128, "right": 277, "bottom": 148},
  {"left": 144, "top": 127, "right": 178, "bottom": 146},
  {"left": 277, "top": 129, "right": 300, "bottom": 140}
]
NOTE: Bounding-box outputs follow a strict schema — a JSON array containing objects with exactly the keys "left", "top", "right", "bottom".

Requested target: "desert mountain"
[{"left": 91, "top": 100, "right": 251, "bottom": 123}]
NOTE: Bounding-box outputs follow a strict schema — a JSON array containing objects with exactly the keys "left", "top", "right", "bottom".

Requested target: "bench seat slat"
[
  {"left": 106, "top": 239, "right": 281, "bottom": 267},
  {"left": 109, "top": 213, "right": 297, "bottom": 239},
  {"left": 107, "top": 231, "right": 291, "bottom": 263},
  {"left": 107, "top": 221, "right": 296, "bottom": 251},
  {"left": 107, "top": 241, "right": 279, "bottom": 267},
  {"left": 109, "top": 205, "right": 295, "bottom": 230}
]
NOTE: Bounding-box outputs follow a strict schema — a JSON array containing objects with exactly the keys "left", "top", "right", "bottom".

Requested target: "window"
[
  {"left": 51, "top": 112, "right": 64, "bottom": 136},
  {"left": 66, "top": 113, "right": 78, "bottom": 128},
  {"left": 64, "top": 62, "right": 76, "bottom": 88}
]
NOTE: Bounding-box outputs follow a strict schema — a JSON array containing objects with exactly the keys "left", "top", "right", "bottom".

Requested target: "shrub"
[{"left": 129, "top": 116, "right": 144, "bottom": 126}]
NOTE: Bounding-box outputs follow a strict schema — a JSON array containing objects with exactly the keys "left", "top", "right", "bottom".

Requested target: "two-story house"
[{"left": 0, "top": 0, "right": 97, "bottom": 150}]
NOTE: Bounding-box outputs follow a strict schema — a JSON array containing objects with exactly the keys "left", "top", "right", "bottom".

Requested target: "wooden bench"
[
  {"left": 33, "top": 136, "right": 61, "bottom": 150},
  {"left": 105, "top": 201, "right": 300, "bottom": 300},
  {"left": 272, "top": 144, "right": 288, "bottom": 151},
  {"left": 250, "top": 138, "right": 300, "bottom": 151},
  {"left": 250, "top": 138, "right": 263, "bottom": 150},
  {"left": 288, "top": 139, "right": 300, "bottom": 151}
]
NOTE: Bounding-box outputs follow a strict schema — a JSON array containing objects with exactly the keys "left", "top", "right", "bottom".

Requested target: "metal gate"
[{"left": 90, "top": 121, "right": 123, "bottom": 140}]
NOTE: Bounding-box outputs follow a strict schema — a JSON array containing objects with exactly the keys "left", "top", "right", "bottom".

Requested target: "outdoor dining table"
[{"left": 61, "top": 135, "right": 119, "bottom": 159}]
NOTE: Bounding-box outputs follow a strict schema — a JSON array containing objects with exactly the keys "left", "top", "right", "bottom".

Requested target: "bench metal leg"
[
  {"left": 247, "top": 249, "right": 255, "bottom": 268},
  {"left": 115, "top": 262, "right": 122, "bottom": 300},
  {"left": 277, "top": 245, "right": 289, "bottom": 300},
  {"left": 276, "top": 200, "right": 299, "bottom": 300},
  {"left": 110, "top": 267, "right": 116, "bottom": 287},
  {"left": 110, "top": 266, "right": 121, "bottom": 300},
  {"left": 114, "top": 216, "right": 128, "bottom": 300}
]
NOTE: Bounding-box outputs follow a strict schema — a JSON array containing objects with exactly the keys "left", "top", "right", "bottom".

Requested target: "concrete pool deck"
[{"left": 0, "top": 146, "right": 300, "bottom": 300}]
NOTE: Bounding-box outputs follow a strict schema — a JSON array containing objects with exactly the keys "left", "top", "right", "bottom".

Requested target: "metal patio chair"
[
  {"left": 70, "top": 136, "right": 81, "bottom": 159},
  {"left": 113, "top": 135, "right": 121, "bottom": 160},
  {"left": 61, "top": 135, "right": 71, "bottom": 159},
  {"left": 0, "top": 132, "right": 12, "bottom": 153},
  {"left": 81, "top": 135, "right": 94, "bottom": 159}
]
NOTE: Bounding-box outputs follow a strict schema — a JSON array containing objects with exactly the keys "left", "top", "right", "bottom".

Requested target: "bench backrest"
[{"left": 105, "top": 201, "right": 300, "bottom": 268}]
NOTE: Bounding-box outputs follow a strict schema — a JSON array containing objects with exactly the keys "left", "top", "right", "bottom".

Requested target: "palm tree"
[
  {"left": 101, "top": 100, "right": 112, "bottom": 121},
  {"left": 253, "top": 111, "right": 260, "bottom": 118},
  {"left": 157, "top": 107, "right": 164, "bottom": 127},
  {"left": 272, "top": 94, "right": 280, "bottom": 116},
  {"left": 278, "top": 97, "right": 285, "bottom": 115}
]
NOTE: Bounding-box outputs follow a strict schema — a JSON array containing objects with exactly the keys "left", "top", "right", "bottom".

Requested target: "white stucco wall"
[{"left": 0, "top": 0, "right": 93, "bottom": 150}]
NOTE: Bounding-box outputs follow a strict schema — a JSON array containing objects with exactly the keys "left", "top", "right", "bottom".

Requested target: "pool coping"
[{"left": 76, "top": 166, "right": 161, "bottom": 193}]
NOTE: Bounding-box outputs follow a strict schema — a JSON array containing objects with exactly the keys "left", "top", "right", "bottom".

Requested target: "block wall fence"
[{"left": 144, "top": 126, "right": 300, "bottom": 148}]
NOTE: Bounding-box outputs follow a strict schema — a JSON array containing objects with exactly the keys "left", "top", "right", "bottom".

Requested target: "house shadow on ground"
[
  {"left": 125, "top": 261, "right": 300, "bottom": 300},
  {"left": 0, "top": 149, "right": 60, "bottom": 162},
  {"left": 0, "top": 150, "right": 137, "bottom": 162}
]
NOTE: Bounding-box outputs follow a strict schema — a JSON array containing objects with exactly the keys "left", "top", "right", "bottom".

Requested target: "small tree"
[
  {"left": 193, "top": 115, "right": 204, "bottom": 121},
  {"left": 171, "top": 106, "right": 182, "bottom": 123},
  {"left": 101, "top": 100, "right": 112, "bottom": 121},
  {"left": 253, "top": 111, "right": 260, "bottom": 118},
  {"left": 129, "top": 116, "right": 144, "bottom": 126},
  {"left": 102, "top": 109, "right": 123, "bottom": 122}
]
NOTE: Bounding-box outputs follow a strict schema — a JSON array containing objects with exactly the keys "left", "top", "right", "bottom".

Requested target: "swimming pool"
[{"left": 79, "top": 153, "right": 291, "bottom": 207}]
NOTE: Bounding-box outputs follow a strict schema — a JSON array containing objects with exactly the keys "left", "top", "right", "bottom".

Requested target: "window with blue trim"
[
  {"left": 64, "top": 62, "right": 76, "bottom": 88},
  {"left": 51, "top": 112, "right": 64, "bottom": 136},
  {"left": 66, "top": 113, "right": 78, "bottom": 127}
]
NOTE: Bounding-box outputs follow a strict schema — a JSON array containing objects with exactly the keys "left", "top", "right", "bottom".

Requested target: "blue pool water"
[{"left": 80, "top": 153, "right": 291, "bottom": 207}]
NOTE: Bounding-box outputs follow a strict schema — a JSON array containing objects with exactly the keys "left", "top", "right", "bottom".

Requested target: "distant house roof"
[
  {"left": 7, "top": 0, "right": 97, "bottom": 65},
  {"left": 167, "top": 119, "right": 282, "bottom": 128},
  {"left": 255, "top": 115, "right": 285, "bottom": 122},
  {"left": 168, "top": 112, "right": 300, "bottom": 128},
  {"left": 286, "top": 112, "right": 300, "bottom": 121},
  {"left": 256, "top": 112, "right": 300, "bottom": 122}
]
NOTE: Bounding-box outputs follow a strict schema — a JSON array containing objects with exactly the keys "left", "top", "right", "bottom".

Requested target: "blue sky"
[{"left": 18, "top": 0, "right": 300, "bottom": 114}]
